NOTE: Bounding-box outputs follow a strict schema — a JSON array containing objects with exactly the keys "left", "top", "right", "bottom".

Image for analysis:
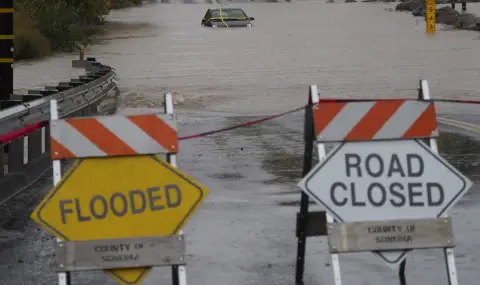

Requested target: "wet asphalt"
[{"left": 0, "top": 108, "right": 479, "bottom": 285}]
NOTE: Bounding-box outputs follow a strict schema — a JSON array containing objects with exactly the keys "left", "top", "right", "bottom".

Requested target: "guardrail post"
[
  {"left": 81, "top": 105, "right": 91, "bottom": 116},
  {"left": 44, "top": 125, "right": 51, "bottom": 153},
  {"left": 8, "top": 138, "right": 24, "bottom": 172},
  {"left": 28, "top": 129, "right": 42, "bottom": 162},
  {"left": 90, "top": 102, "right": 98, "bottom": 114},
  {"left": 0, "top": 146, "right": 4, "bottom": 179}
]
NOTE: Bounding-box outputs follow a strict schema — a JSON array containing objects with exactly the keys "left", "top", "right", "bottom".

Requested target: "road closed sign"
[{"left": 298, "top": 139, "right": 472, "bottom": 266}]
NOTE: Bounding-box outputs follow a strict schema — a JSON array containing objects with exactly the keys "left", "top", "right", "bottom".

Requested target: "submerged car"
[{"left": 201, "top": 8, "right": 255, "bottom": 28}]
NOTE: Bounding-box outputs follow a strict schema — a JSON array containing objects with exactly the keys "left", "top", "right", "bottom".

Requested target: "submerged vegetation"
[{"left": 14, "top": 0, "right": 144, "bottom": 59}]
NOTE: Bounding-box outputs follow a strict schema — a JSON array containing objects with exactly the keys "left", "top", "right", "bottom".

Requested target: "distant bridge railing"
[{"left": 0, "top": 57, "right": 118, "bottom": 201}]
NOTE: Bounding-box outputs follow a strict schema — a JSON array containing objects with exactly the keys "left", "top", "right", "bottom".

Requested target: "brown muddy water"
[
  {"left": 5, "top": 1, "right": 480, "bottom": 285},
  {"left": 85, "top": 1, "right": 480, "bottom": 116}
]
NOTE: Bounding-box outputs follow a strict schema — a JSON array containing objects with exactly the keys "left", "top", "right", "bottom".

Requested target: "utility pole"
[{"left": 0, "top": 0, "right": 14, "bottom": 108}]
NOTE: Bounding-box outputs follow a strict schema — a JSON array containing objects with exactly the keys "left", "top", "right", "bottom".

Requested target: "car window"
[
  {"left": 211, "top": 9, "right": 246, "bottom": 18},
  {"left": 204, "top": 10, "right": 211, "bottom": 19}
]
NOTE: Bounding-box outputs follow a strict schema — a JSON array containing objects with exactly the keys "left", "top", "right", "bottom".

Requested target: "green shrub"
[
  {"left": 14, "top": 0, "right": 144, "bottom": 59},
  {"left": 14, "top": 11, "right": 51, "bottom": 59},
  {"left": 17, "top": 0, "right": 85, "bottom": 51}
]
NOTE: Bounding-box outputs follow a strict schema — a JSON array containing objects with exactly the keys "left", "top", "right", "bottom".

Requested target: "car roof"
[{"left": 209, "top": 8, "right": 245, "bottom": 12}]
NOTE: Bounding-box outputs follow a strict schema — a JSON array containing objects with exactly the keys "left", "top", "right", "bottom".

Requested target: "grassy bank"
[{"left": 14, "top": 0, "right": 144, "bottom": 60}]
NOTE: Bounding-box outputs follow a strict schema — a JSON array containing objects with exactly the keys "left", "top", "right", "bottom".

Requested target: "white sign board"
[{"left": 298, "top": 139, "right": 473, "bottom": 266}]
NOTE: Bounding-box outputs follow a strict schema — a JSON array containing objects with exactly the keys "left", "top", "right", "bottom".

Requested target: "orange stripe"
[
  {"left": 313, "top": 103, "right": 347, "bottom": 137},
  {"left": 344, "top": 101, "right": 404, "bottom": 141},
  {"left": 51, "top": 138, "right": 76, "bottom": 159},
  {"left": 127, "top": 114, "right": 179, "bottom": 153},
  {"left": 67, "top": 118, "right": 137, "bottom": 156},
  {"left": 403, "top": 104, "right": 438, "bottom": 138}
]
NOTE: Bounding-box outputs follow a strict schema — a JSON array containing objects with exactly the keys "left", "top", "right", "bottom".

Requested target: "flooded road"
[
  {"left": 5, "top": 1, "right": 480, "bottom": 285},
  {"left": 86, "top": 1, "right": 480, "bottom": 116}
]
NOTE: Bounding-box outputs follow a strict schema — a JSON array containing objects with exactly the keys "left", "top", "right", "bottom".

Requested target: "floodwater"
[{"left": 5, "top": 1, "right": 480, "bottom": 285}]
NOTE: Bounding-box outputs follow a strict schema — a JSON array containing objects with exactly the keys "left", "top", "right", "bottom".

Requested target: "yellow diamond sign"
[{"left": 31, "top": 155, "right": 209, "bottom": 285}]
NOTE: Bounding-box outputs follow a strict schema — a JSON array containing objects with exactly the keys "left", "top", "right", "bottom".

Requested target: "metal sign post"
[
  {"left": 31, "top": 93, "right": 209, "bottom": 285},
  {"left": 0, "top": 0, "right": 14, "bottom": 105},
  {"left": 425, "top": 0, "right": 436, "bottom": 33},
  {"left": 297, "top": 82, "right": 473, "bottom": 284}
]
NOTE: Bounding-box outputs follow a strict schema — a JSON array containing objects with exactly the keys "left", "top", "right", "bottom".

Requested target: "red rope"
[
  {"left": 0, "top": 98, "right": 478, "bottom": 145},
  {"left": 179, "top": 105, "right": 306, "bottom": 140},
  {"left": 0, "top": 121, "right": 48, "bottom": 145},
  {"left": 178, "top": 98, "right": 480, "bottom": 140}
]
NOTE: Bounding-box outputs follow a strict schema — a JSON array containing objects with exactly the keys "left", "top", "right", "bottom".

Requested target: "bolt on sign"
[
  {"left": 31, "top": 94, "right": 209, "bottom": 285},
  {"left": 296, "top": 81, "right": 473, "bottom": 285}
]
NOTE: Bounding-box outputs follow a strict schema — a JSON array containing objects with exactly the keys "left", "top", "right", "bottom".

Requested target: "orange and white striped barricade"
[
  {"left": 31, "top": 93, "right": 209, "bottom": 285},
  {"left": 295, "top": 80, "right": 473, "bottom": 285}
]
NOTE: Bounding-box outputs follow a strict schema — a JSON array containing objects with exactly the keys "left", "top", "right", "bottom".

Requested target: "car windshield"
[{"left": 211, "top": 9, "right": 246, "bottom": 19}]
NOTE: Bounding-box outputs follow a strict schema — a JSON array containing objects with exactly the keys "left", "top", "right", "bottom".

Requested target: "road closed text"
[
  {"left": 59, "top": 185, "right": 182, "bottom": 224},
  {"left": 329, "top": 153, "right": 444, "bottom": 207}
]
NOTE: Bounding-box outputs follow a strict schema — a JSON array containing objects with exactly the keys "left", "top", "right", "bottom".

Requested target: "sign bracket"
[
  {"left": 165, "top": 93, "right": 188, "bottom": 285},
  {"left": 55, "top": 236, "right": 186, "bottom": 272},
  {"left": 327, "top": 217, "right": 455, "bottom": 253}
]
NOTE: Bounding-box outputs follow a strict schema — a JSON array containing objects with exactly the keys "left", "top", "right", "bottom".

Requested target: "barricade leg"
[
  {"left": 420, "top": 80, "right": 459, "bottom": 285},
  {"left": 399, "top": 260, "right": 407, "bottom": 285},
  {"left": 310, "top": 86, "right": 343, "bottom": 285},
  {"left": 165, "top": 93, "right": 188, "bottom": 285},
  {"left": 50, "top": 99, "right": 72, "bottom": 285},
  {"left": 295, "top": 102, "right": 315, "bottom": 285},
  {"left": 398, "top": 80, "right": 461, "bottom": 285}
]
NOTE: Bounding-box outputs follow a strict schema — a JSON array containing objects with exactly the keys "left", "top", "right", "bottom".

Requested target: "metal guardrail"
[
  {"left": 0, "top": 57, "right": 118, "bottom": 204},
  {"left": 0, "top": 60, "right": 116, "bottom": 137}
]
